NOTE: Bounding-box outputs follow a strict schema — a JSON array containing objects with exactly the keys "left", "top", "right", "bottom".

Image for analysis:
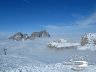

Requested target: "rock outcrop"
[
  {"left": 9, "top": 32, "right": 29, "bottom": 41},
  {"left": 30, "top": 30, "right": 50, "bottom": 39},
  {"left": 81, "top": 33, "right": 96, "bottom": 46},
  {"left": 9, "top": 30, "right": 50, "bottom": 41},
  {"left": 22, "top": 34, "right": 29, "bottom": 40}
]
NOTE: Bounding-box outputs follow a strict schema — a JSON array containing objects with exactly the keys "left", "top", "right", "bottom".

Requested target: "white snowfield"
[
  {"left": 47, "top": 39, "right": 79, "bottom": 48},
  {"left": 0, "top": 55, "right": 96, "bottom": 72},
  {"left": 78, "top": 44, "right": 96, "bottom": 51},
  {"left": 6, "top": 65, "right": 96, "bottom": 72}
]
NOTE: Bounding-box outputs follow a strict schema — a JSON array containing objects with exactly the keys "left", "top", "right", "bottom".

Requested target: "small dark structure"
[{"left": 4, "top": 49, "right": 7, "bottom": 55}]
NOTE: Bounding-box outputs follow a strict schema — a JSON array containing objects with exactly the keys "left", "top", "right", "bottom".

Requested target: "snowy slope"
[
  {"left": 78, "top": 44, "right": 96, "bottom": 51},
  {"left": 0, "top": 55, "right": 44, "bottom": 71},
  {"left": 7, "top": 65, "right": 96, "bottom": 72},
  {"left": 1, "top": 55, "right": 96, "bottom": 72}
]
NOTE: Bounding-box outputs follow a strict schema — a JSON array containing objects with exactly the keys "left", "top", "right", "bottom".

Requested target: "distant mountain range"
[
  {"left": 9, "top": 30, "right": 50, "bottom": 41},
  {"left": 9, "top": 31, "right": 96, "bottom": 47}
]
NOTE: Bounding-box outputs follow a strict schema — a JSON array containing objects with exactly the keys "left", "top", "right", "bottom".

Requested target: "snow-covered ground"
[
  {"left": 0, "top": 35, "right": 96, "bottom": 72},
  {"left": 1, "top": 55, "right": 96, "bottom": 72},
  {"left": 78, "top": 44, "right": 96, "bottom": 51},
  {"left": 0, "top": 55, "right": 96, "bottom": 72},
  {"left": 47, "top": 39, "right": 79, "bottom": 48}
]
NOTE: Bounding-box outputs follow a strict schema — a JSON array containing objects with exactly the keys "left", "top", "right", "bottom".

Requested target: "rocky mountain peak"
[
  {"left": 81, "top": 33, "right": 96, "bottom": 46},
  {"left": 9, "top": 32, "right": 29, "bottom": 41},
  {"left": 30, "top": 30, "right": 50, "bottom": 39},
  {"left": 9, "top": 30, "right": 50, "bottom": 41}
]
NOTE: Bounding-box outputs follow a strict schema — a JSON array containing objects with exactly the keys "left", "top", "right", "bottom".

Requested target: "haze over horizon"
[{"left": 0, "top": 0, "right": 96, "bottom": 35}]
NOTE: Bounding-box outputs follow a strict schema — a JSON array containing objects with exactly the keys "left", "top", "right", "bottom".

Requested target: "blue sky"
[{"left": 0, "top": 0, "right": 96, "bottom": 34}]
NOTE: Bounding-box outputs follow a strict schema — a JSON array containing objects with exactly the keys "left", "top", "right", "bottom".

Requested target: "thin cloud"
[
  {"left": 0, "top": 32, "right": 7, "bottom": 35},
  {"left": 76, "top": 13, "right": 96, "bottom": 27},
  {"left": 44, "top": 12, "right": 96, "bottom": 35}
]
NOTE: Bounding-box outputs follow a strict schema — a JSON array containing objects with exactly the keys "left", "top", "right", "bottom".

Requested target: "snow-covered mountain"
[
  {"left": 81, "top": 33, "right": 96, "bottom": 46},
  {"left": 47, "top": 39, "right": 79, "bottom": 48},
  {"left": 30, "top": 30, "right": 50, "bottom": 39},
  {"left": 78, "top": 33, "right": 96, "bottom": 51}
]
